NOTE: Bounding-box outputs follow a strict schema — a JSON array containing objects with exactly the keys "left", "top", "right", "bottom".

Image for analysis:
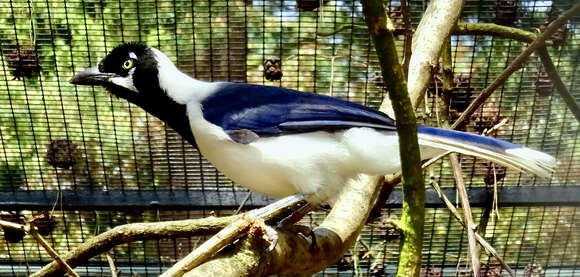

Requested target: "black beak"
[{"left": 70, "top": 66, "right": 117, "bottom": 85}]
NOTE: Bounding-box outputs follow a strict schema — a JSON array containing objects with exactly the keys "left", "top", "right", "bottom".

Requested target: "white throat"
[{"left": 150, "top": 47, "right": 218, "bottom": 104}]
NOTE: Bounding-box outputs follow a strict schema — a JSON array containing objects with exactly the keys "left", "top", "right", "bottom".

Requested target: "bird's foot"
[
  {"left": 275, "top": 203, "right": 318, "bottom": 249},
  {"left": 245, "top": 194, "right": 307, "bottom": 251}
]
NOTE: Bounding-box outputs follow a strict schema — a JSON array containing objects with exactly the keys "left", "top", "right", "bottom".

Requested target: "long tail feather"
[{"left": 417, "top": 126, "right": 556, "bottom": 177}]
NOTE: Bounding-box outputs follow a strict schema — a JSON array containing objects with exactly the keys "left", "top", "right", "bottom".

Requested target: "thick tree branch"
[
  {"left": 380, "top": 0, "right": 464, "bottom": 118},
  {"left": 161, "top": 215, "right": 261, "bottom": 277},
  {"left": 183, "top": 175, "right": 390, "bottom": 276},
  {"left": 32, "top": 201, "right": 302, "bottom": 277}
]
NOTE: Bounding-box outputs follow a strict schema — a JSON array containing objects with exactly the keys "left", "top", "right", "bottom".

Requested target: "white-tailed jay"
[{"left": 71, "top": 42, "right": 556, "bottom": 206}]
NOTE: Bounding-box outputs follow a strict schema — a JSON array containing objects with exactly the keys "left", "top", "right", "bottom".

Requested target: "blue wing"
[{"left": 201, "top": 83, "right": 395, "bottom": 141}]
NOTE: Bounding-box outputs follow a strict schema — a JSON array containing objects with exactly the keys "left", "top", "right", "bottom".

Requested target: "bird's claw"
[{"left": 263, "top": 224, "right": 279, "bottom": 251}]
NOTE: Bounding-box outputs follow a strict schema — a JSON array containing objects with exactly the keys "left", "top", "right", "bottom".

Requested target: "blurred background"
[{"left": 0, "top": 0, "right": 578, "bottom": 276}]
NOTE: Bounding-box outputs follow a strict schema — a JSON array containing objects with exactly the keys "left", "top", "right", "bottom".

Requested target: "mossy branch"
[
  {"left": 453, "top": 22, "right": 537, "bottom": 43},
  {"left": 361, "top": 0, "right": 427, "bottom": 276}
]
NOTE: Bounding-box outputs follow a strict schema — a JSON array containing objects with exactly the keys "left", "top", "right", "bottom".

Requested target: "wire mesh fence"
[{"left": 0, "top": 0, "right": 578, "bottom": 276}]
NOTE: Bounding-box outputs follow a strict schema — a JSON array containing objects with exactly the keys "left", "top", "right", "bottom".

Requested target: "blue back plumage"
[{"left": 201, "top": 83, "right": 395, "bottom": 136}]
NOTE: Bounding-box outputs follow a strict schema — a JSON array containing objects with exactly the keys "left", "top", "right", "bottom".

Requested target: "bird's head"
[
  {"left": 70, "top": 42, "right": 202, "bottom": 147},
  {"left": 71, "top": 42, "right": 200, "bottom": 105}
]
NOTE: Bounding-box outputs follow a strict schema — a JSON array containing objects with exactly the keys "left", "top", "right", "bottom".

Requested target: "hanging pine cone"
[
  {"left": 542, "top": 8, "right": 568, "bottom": 48},
  {"left": 46, "top": 139, "right": 79, "bottom": 169},
  {"left": 5, "top": 46, "right": 41, "bottom": 80},
  {"left": 427, "top": 76, "right": 444, "bottom": 97},
  {"left": 534, "top": 65, "right": 553, "bottom": 97},
  {"left": 388, "top": 5, "right": 408, "bottom": 37},
  {"left": 524, "top": 262, "right": 545, "bottom": 277},
  {"left": 480, "top": 263, "right": 503, "bottom": 277},
  {"left": 450, "top": 75, "right": 475, "bottom": 116},
  {"left": 31, "top": 211, "right": 57, "bottom": 236},
  {"left": 336, "top": 252, "right": 354, "bottom": 271},
  {"left": 483, "top": 163, "right": 507, "bottom": 186},
  {"left": 263, "top": 56, "right": 283, "bottom": 81},
  {"left": 424, "top": 266, "right": 443, "bottom": 277},
  {"left": 0, "top": 164, "right": 23, "bottom": 190},
  {"left": 1, "top": 212, "right": 25, "bottom": 243},
  {"left": 296, "top": 0, "right": 328, "bottom": 11},
  {"left": 494, "top": 0, "right": 520, "bottom": 26},
  {"left": 472, "top": 113, "right": 503, "bottom": 134},
  {"left": 373, "top": 71, "right": 384, "bottom": 87},
  {"left": 369, "top": 262, "right": 386, "bottom": 277}
]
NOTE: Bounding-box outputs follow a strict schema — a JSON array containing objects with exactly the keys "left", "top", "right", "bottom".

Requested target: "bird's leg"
[
  {"left": 248, "top": 194, "right": 306, "bottom": 219},
  {"left": 277, "top": 202, "right": 319, "bottom": 248}
]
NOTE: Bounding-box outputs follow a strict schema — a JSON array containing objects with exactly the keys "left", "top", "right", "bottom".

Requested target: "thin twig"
[
  {"left": 452, "top": 2, "right": 580, "bottom": 130},
  {"left": 0, "top": 219, "right": 25, "bottom": 231},
  {"left": 234, "top": 191, "right": 253, "bottom": 214},
  {"left": 429, "top": 181, "right": 515, "bottom": 277},
  {"left": 483, "top": 118, "right": 508, "bottom": 136},
  {"left": 491, "top": 164, "right": 501, "bottom": 221},
  {"left": 400, "top": 0, "right": 413, "bottom": 76},
  {"left": 0, "top": 218, "right": 80, "bottom": 277},
  {"left": 449, "top": 154, "right": 480, "bottom": 277},
  {"left": 105, "top": 253, "right": 119, "bottom": 277},
  {"left": 438, "top": 39, "right": 480, "bottom": 276},
  {"left": 27, "top": 221, "right": 80, "bottom": 277}
]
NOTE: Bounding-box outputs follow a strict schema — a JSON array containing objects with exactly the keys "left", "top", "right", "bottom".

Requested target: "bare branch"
[
  {"left": 105, "top": 253, "right": 119, "bottom": 277},
  {"left": 0, "top": 219, "right": 25, "bottom": 231},
  {"left": 450, "top": 154, "right": 480, "bottom": 276},
  {"left": 439, "top": 39, "right": 480, "bottom": 277},
  {"left": 161, "top": 215, "right": 259, "bottom": 277},
  {"left": 453, "top": 22, "right": 537, "bottom": 43},
  {"left": 452, "top": 22, "right": 580, "bottom": 123},
  {"left": 400, "top": 0, "right": 413, "bottom": 76},
  {"left": 27, "top": 221, "right": 80, "bottom": 277},
  {"left": 452, "top": 2, "right": 580, "bottom": 129},
  {"left": 536, "top": 46, "right": 580, "bottom": 123}
]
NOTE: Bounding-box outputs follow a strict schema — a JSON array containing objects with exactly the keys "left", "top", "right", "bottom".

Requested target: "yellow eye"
[{"left": 122, "top": 59, "right": 134, "bottom": 69}]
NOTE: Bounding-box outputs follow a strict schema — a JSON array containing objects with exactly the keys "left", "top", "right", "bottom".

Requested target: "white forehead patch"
[
  {"left": 110, "top": 68, "right": 138, "bottom": 92},
  {"left": 129, "top": 52, "right": 138, "bottom": 60}
]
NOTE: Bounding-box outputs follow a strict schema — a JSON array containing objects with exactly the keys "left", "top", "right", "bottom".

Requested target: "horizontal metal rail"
[{"left": 0, "top": 186, "right": 578, "bottom": 211}]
